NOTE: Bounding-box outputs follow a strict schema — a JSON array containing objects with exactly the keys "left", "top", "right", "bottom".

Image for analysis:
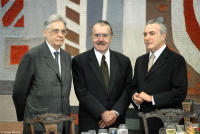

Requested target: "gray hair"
[
  {"left": 146, "top": 19, "right": 167, "bottom": 36},
  {"left": 91, "top": 20, "right": 113, "bottom": 36},
  {"left": 44, "top": 14, "right": 67, "bottom": 29}
]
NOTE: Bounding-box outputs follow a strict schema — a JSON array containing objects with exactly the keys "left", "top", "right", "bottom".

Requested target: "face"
[
  {"left": 91, "top": 23, "right": 113, "bottom": 54},
  {"left": 43, "top": 20, "right": 67, "bottom": 50},
  {"left": 143, "top": 23, "right": 166, "bottom": 52}
]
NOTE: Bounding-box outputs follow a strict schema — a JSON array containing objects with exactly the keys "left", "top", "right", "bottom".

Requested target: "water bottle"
[{"left": 118, "top": 124, "right": 128, "bottom": 134}]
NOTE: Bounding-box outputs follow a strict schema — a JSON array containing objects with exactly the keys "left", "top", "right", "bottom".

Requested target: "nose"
[
  {"left": 144, "top": 34, "right": 149, "bottom": 40},
  {"left": 98, "top": 35, "right": 104, "bottom": 41},
  {"left": 57, "top": 31, "right": 63, "bottom": 36}
]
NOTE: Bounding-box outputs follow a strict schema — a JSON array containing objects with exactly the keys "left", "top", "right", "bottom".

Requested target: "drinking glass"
[
  {"left": 118, "top": 124, "right": 128, "bottom": 134},
  {"left": 98, "top": 129, "right": 108, "bottom": 134},
  {"left": 89, "top": 130, "right": 96, "bottom": 134},
  {"left": 184, "top": 121, "right": 192, "bottom": 131},
  {"left": 81, "top": 132, "right": 89, "bottom": 134},
  {"left": 165, "top": 124, "right": 176, "bottom": 134},
  {"left": 108, "top": 128, "right": 118, "bottom": 134}
]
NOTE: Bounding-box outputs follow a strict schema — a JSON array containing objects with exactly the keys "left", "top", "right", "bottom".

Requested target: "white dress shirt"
[
  {"left": 149, "top": 44, "right": 166, "bottom": 65},
  {"left": 46, "top": 41, "right": 61, "bottom": 75},
  {"left": 133, "top": 44, "right": 166, "bottom": 107},
  {"left": 94, "top": 48, "right": 119, "bottom": 116},
  {"left": 94, "top": 48, "right": 110, "bottom": 76},
  {"left": 149, "top": 44, "right": 166, "bottom": 105}
]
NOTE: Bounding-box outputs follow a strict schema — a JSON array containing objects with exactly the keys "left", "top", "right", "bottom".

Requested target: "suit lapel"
[
  {"left": 88, "top": 49, "right": 107, "bottom": 92},
  {"left": 145, "top": 47, "right": 169, "bottom": 78},
  {"left": 42, "top": 42, "right": 61, "bottom": 81},
  {"left": 143, "top": 54, "right": 149, "bottom": 75},
  {"left": 107, "top": 51, "right": 117, "bottom": 95},
  {"left": 60, "top": 49, "right": 67, "bottom": 83}
]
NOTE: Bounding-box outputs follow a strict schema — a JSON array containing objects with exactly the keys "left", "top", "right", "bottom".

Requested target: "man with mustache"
[{"left": 72, "top": 20, "right": 133, "bottom": 133}]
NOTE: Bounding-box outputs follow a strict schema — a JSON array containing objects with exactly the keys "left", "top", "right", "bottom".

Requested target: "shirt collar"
[
  {"left": 149, "top": 44, "right": 166, "bottom": 59},
  {"left": 94, "top": 48, "right": 110, "bottom": 66},
  {"left": 46, "top": 40, "right": 60, "bottom": 54}
]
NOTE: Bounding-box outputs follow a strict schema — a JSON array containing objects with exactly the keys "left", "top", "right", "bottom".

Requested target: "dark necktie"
[
  {"left": 100, "top": 55, "right": 109, "bottom": 89},
  {"left": 54, "top": 52, "right": 59, "bottom": 65}
]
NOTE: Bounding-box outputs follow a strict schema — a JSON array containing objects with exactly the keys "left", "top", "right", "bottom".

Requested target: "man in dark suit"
[
  {"left": 72, "top": 20, "right": 132, "bottom": 133},
  {"left": 12, "top": 14, "right": 72, "bottom": 134},
  {"left": 129, "top": 19, "right": 188, "bottom": 134}
]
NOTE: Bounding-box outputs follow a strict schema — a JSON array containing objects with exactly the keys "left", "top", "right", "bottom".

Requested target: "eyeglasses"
[
  {"left": 93, "top": 33, "right": 110, "bottom": 39},
  {"left": 48, "top": 29, "right": 67, "bottom": 36}
]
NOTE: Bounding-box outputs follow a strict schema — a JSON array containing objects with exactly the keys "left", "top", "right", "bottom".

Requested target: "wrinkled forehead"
[
  {"left": 47, "top": 20, "right": 66, "bottom": 29},
  {"left": 144, "top": 23, "right": 161, "bottom": 33},
  {"left": 92, "top": 23, "right": 111, "bottom": 34}
]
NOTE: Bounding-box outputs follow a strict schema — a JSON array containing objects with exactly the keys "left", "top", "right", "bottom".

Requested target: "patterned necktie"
[
  {"left": 54, "top": 52, "right": 59, "bottom": 65},
  {"left": 100, "top": 55, "right": 109, "bottom": 89},
  {"left": 148, "top": 53, "right": 155, "bottom": 71}
]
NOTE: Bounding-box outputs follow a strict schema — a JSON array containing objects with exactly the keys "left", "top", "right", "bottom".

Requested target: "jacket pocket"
[{"left": 28, "top": 104, "right": 48, "bottom": 114}]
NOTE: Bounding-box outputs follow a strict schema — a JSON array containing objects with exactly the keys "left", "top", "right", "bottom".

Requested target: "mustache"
[{"left": 96, "top": 41, "right": 105, "bottom": 45}]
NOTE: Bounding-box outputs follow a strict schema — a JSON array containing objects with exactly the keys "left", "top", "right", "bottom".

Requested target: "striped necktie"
[{"left": 148, "top": 53, "right": 155, "bottom": 71}]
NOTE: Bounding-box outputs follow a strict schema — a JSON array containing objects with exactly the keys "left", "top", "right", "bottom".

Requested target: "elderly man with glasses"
[{"left": 12, "top": 14, "right": 72, "bottom": 134}]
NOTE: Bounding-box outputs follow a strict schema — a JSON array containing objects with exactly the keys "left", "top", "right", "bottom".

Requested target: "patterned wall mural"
[
  {"left": 0, "top": 0, "right": 200, "bottom": 120},
  {"left": 0, "top": 0, "right": 199, "bottom": 132},
  {"left": 145, "top": 0, "right": 200, "bottom": 101},
  {"left": 1, "top": 0, "right": 24, "bottom": 27},
  {"left": 0, "top": 0, "right": 56, "bottom": 93},
  {"left": 61, "top": 0, "right": 200, "bottom": 102}
]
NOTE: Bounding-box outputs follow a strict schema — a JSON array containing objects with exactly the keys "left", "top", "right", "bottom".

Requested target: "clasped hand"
[
  {"left": 133, "top": 91, "right": 152, "bottom": 105},
  {"left": 99, "top": 110, "right": 117, "bottom": 128}
]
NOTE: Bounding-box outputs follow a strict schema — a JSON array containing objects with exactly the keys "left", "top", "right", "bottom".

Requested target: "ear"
[
  {"left": 162, "top": 32, "right": 166, "bottom": 41},
  {"left": 111, "top": 34, "right": 114, "bottom": 40},
  {"left": 42, "top": 28, "right": 47, "bottom": 37}
]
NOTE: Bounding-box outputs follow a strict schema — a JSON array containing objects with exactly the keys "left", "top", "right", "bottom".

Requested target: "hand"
[
  {"left": 133, "top": 92, "right": 143, "bottom": 105},
  {"left": 139, "top": 91, "right": 152, "bottom": 102},
  {"left": 99, "top": 120, "right": 109, "bottom": 128},
  {"left": 99, "top": 110, "right": 117, "bottom": 128}
]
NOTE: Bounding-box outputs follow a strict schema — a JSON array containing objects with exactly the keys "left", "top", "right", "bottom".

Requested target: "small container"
[
  {"left": 98, "top": 129, "right": 108, "bottom": 134},
  {"left": 81, "top": 132, "right": 90, "bottom": 134},
  {"left": 192, "top": 124, "right": 199, "bottom": 134},
  {"left": 109, "top": 128, "right": 118, "bottom": 134},
  {"left": 166, "top": 124, "right": 176, "bottom": 134},
  {"left": 175, "top": 131, "right": 184, "bottom": 134},
  {"left": 89, "top": 130, "right": 96, "bottom": 134},
  {"left": 118, "top": 124, "right": 128, "bottom": 134}
]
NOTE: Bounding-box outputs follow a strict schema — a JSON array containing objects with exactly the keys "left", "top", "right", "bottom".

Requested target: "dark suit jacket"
[
  {"left": 12, "top": 41, "right": 72, "bottom": 134},
  {"left": 72, "top": 48, "right": 132, "bottom": 133},
  {"left": 129, "top": 47, "right": 188, "bottom": 134}
]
